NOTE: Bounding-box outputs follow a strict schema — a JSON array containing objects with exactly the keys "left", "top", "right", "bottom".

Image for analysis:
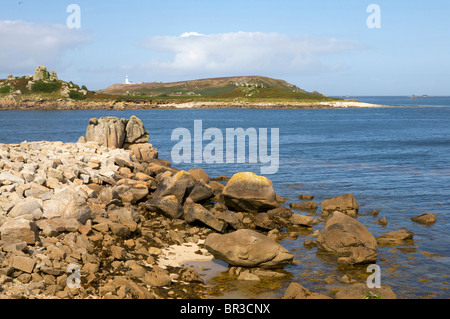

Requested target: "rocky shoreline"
[
  {"left": 0, "top": 116, "right": 430, "bottom": 300},
  {"left": 0, "top": 96, "right": 387, "bottom": 111}
]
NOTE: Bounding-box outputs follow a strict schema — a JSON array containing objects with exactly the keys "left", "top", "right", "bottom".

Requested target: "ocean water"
[{"left": 0, "top": 97, "right": 449, "bottom": 298}]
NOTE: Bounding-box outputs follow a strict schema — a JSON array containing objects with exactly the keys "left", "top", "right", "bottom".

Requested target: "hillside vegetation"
[
  {"left": 0, "top": 66, "right": 91, "bottom": 101},
  {"left": 100, "top": 76, "right": 340, "bottom": 103},
  {"left": 1, "top": 69, "right": 341, "bottom": 107}
]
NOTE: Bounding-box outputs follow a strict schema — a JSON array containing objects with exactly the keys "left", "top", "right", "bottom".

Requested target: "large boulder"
[
  {"left": 316, "top": 211, "right": 378, "bottom": 265},
  {"left": 204, "top": 229, "right": 294, "bottom": 269},
  {"left": 222, "top": 172, "right": 279, "bottom": 212},
  {"left": 82, "top": 116, "right": 155, "bottom": 157},
  {"left": 85, "top": 117, "right": 127, "bottom": 149},
  {"left": 33, "top": 66, "right": 49, "bottom": 81},
  {"left": 321, "top": 193, "right": 359, "bottom": 217},
  {"left": 289, "top": 201, "right": 318, "bottom": 212},
  {"left": 124, "top": 116, "right": 149, "bottom": 144}
]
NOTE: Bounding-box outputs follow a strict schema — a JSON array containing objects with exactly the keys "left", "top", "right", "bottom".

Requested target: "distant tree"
[
  {"left": 69, "top": 90, "right": 86, "bottom": 100},
  {"left": 31, "top": 81, "right": 61, "bottom": 93}
]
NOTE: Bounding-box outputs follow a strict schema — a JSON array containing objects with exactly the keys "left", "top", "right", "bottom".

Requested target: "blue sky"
[{"left": 1, "top": 0, "right": 449, "bottom": 95}]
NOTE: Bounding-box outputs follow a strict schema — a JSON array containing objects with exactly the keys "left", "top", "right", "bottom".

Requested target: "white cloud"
[
  {"left": 0, "top": 20, "right": 91, "bottom": 75},
  {"left": 140, "top": 31, "right": 364, "bottom": 78}
]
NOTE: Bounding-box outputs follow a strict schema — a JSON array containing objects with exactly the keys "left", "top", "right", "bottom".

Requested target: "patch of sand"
[{"left": 157, "top": 240, "right": 214, "bottom": 268}]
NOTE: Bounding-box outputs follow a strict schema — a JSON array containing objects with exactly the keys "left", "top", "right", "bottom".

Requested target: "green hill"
[
  {"left": 1, "top": 69, "right": 340, "bottom": 105},
  {"left": 0, "top": 66, "right": 91, "bottom": 101},
  {"left": 100, "top": 76, "right": 339, "bottom": 102}
]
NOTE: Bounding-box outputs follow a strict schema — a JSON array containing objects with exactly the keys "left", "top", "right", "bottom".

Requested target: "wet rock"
[
  {"left": 205, "top": 229, "right": 293, "bottom": 269},
  {"left": 335, "top": 283, "right": 396, "bottom": 299},
  {"left": 321, "top": 193, "right": 359, "bottom": 217},
  {"left": 297, "top": 194, "right": 314, "bottom": 200},
  {"left": 289, "top": 201, "right": 318, "bottom": 212},
  {"left": 253, "top": 213, "right": 279, "bottom": 230},
  {"left": 378, "top": 217, "right": 388, "bottom": 226},
  {"left": 371, "top": 209, "right": 380, "bottom": 216},
  {"left": 180, "top": 267, "right": 204, "bottom": 283},
  {"left": 290, "top": 214, "right": 315, "bottom": 227},
  {"left": 411, "top": 213, "right": 436, "bottom": 225},
  {"left": 237, "top": 271, "right": 260, "bottom": 281},
  {"left": 316, "top": 211, "right": 378, "bottom": 265},
  {"left": 283, "top": 282, "right": 332, "bottom": 299},
  {"left": 222, "top": 172, "right": 279, "bottom": 212},
  {"left": 377, "top": 230, "right": 414, "bottom": 246},
  {"left": 267, "top": 207, "right": 294, "bottom": 219}
]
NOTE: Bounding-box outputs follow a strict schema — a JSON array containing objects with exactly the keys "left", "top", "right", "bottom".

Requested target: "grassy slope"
[
  {"left": 1, "top": 75, "right": 342, "bottom": 104},
  {"left": 100, "top": 76, "right": 341, "bottom": 103}
]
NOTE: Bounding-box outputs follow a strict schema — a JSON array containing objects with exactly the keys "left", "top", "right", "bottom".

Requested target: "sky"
[{"left": 0, "top": 0, "right": 449, "bottom": 96}]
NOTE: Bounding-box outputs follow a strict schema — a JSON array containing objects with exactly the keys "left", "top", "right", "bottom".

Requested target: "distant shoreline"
[{"left": 0, "top": 99, "right": 390, "bottom": 111}]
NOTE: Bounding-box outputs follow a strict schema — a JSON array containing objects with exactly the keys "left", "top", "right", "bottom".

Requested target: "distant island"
[{"left": 0, "top": 67, "right": 384, "bottom": 110}]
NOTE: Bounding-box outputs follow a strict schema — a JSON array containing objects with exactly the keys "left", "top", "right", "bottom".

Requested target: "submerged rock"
[
  {"left": 321, "top": 193, "right": 359, "bottom": 217},
  {"left": 289, "top": 201, "right": 318, "bottom": 212},
  {"left": 411, "top": 213, "right": 436, "bottom": 225},
  {"left": 377, "top": 230, "right": 414, "bottom": 246},
  {"left": 335, "top": 283, "right": 396, "bottom": 299}
]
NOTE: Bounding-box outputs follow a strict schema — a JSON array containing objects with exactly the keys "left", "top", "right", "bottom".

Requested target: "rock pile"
[
  {"left": 79, "top": 116, "right": 157, "bottom": 162},
  {"left": 1, "top": 116, "right": 424, "bottom": 299},
  {"left": 0, "top": 116, "right": 298, "bottom": 299}
]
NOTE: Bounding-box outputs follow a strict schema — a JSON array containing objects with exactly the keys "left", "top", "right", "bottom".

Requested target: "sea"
[{"left": 0, "top": 96, "right": 449, "bottom": 299}]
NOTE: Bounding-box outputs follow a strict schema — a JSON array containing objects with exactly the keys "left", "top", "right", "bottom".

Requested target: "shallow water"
[{"left": 1, "top": 98, "right": 449, "bottom": 298}]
